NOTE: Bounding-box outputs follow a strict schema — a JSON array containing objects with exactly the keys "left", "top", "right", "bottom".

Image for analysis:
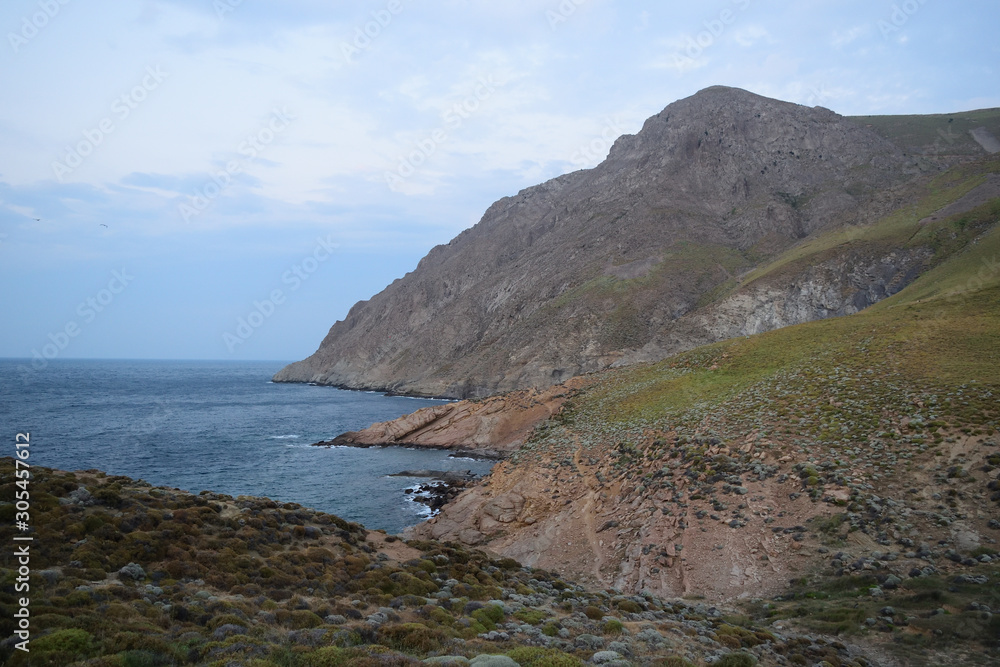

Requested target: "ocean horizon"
[{"left": 0, "top": 358, "right": 495, "bottom": 533}]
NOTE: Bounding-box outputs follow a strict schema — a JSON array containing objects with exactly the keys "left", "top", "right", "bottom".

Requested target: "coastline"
[
  {"left": 311, "top": 437, "right": 509, "bottom": 461},
  {"left": 271, "top": 374, "right": 461, "bottom": 401}
]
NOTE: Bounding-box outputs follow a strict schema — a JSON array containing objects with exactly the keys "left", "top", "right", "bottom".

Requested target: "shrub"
[
  {"left": 477, "top": 604, "right": 505, "bottom": 623},
  {"left": 715, "top": 624, "right": 760, "bottom": 648},
  {"left": 541, "top": 622, "right": 561, "bottom": 637},
  {"left": 104, "top": 631, "right": 183, "bottom": 661},
  {"left": 656, "top": 658, "right": 695, "bottom": 667},
  {"left": 603, "top": 619, "right": 624, "bottom": 635},
  {"left": 513, "top": 608, "right": 548, "bottom": 625},
  {"left": 505, "top": 646, "right": 584, "bottom": 666},
  {"left": 583, "top": 605, "right": 604, "bottom": 620},
  {"left": 284, "top": 610, "right": 324, "bottom": 629},
  {"left": 472, "top": 605, "right": 505, "bottom": 632},
  {"left": 497, "top": 558, "right": 522, "bottom": 570},
  {"left": 119, "top": 650, "right": 176, "bottom": 667},
  {"left": 32, "top": 628, "right": 93, "bottom": 654},
  {"left": 300, "top": 646, "right": 349, "bottom": 667},
  {"left": 614, "top": 599, "right": 643, "bottom": 614},
  {"left": 377, "top": 623, "right": 447, "bottom": 654},
  {"left": 715, "top": 653, "right": 757, "bottom": 667},
  {"left": 429, "top": 606, "right": 455, "bottom": 626},
  {"left": 207, "top": 613, "right": 246, "bottom": 630}
]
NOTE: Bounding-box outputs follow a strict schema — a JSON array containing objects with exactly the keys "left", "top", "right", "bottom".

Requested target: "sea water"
[{"left": 0, "top": 359, "right": 494, "bottom": 533}]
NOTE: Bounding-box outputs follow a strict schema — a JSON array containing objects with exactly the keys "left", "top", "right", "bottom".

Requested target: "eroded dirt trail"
[{"left": 573, "top": 440, "right": 607, "bottom": 583}]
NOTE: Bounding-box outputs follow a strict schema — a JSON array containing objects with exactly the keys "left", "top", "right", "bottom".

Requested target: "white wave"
[
  {"left": 269, "top": 434, "right": 301, "bottom": 440},
  {"left": 403, "top": 488, "right": 436, "bottom": 517}
]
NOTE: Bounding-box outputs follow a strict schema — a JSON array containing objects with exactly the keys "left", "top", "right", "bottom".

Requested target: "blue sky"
[{"left": 2, "top": 0, "right": 998, "bottom": 363}]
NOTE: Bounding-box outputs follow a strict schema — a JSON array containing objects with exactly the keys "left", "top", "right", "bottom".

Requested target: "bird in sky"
[
  {"left": 32, "top": 217, "right": 40, "bottom": 221},
  {"left": 100, "top": 223, "right": 108, "bottom": 228}
]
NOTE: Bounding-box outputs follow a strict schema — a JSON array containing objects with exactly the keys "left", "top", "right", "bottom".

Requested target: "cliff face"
[
  {"left": 274, "top": 86, "right": 930, "bottom": 398},
  {"left": 307, "top": 160, "right": 1000, "bottom": 603},
  {"left": 402, "top": 202, "right": 1000, "bottom": 601}
]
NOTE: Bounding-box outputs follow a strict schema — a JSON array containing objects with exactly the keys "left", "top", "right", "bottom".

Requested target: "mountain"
[
  {"left": 274, "top": 87, "right": 1000, "bottom": 398},
  {"left": 329, "top": 170, "right": 1000, "bottom": 664}
]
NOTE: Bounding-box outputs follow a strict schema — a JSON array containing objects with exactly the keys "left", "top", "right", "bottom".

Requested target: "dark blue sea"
[{"left": 0, "top": 359, "right": 494, "bottom": 533}]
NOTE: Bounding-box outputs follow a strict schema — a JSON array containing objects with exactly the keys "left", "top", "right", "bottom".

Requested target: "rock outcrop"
[
  {"left": 275, "top": 86, "right": 936, "bottom": 398},
  {"left": 316, "top": 379, "right": 588, "bottom": 458}
]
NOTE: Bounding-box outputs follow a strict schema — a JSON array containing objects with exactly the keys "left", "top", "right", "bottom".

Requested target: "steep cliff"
[
  {"left": 319, "top": 160, "right": 1000, "bottom": 607},
  {"left": 275, "top": 86, "right": 952, "bottom": 398},
  {"left": 405, "top": 189, "right": 1000, "bottom": 603}
]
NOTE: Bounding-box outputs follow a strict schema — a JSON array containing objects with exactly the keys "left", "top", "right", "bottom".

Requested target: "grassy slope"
[
  {"left": 573, "top": 199, "right": 1000, "bottom": 431},
  {"left": 848, "top": 107, "right": 1000, "bottom": 156},
  {"left": 503, "top": 157, "right": 1000, "bottom": 665},
  {"left": 739, "top": 157, "right": 1000, "bottom": 292}
]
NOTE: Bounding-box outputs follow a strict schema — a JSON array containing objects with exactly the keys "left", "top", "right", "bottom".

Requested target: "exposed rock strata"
[
  {"left": 615, "top": 245, "right": 932, "bottom": 366},
  {"left": 407, "top": 397, "right": 1000, "bottom": 603}
]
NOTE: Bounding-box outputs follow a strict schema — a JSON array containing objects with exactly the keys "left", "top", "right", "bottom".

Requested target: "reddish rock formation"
[{"left": 315, "top": 378, "right": 588, "bottom": 457}]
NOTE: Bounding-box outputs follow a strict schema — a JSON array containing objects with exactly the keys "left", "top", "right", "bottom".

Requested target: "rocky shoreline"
[
  {"left": 309, "top": 381, "right": 584, "bottom": 461},
  {"left": 311, "top": 436, "right": 509, "bottom": 460},
  {"left": 391, "top": 469, "right": 480, "bottom": 515}
]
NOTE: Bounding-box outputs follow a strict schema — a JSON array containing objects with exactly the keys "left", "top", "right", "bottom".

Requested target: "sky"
[{"left": 2, "top": 0, "right": 998, "bottom": 365}]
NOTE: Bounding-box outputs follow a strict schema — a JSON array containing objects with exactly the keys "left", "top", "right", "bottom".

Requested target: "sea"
[{"left": 0, "top": 359, "right": 495, "bottom": 534}]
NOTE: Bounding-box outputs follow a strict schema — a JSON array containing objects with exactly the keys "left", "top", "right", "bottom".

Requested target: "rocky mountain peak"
[{"left": 274, "top": 87, "right": 942, "bottom": 398}]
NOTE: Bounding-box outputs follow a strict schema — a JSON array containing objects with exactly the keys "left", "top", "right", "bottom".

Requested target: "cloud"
[
  {"left": 831, "top": 24, "right": 870, "bottom": 48},
  {"left": 646, "top": 36, "right": 710, "bottom": 73},
  {"left": 3, "top": 0, "right": 999, "bottom": 360},
  {"left": 732, "top": 25, "right": 773, "bottom": 48}
]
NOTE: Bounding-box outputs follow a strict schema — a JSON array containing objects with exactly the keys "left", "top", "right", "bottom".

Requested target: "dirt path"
[{"left": 573, "top": 441, "right": 607, "bottom": 582}]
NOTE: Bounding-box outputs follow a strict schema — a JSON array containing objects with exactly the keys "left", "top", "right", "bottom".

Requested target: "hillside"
[
  {"left": 325, "top": 160, "right": 1000, "bottom": 665},
  {"left": 1, "top": 461, "right": 887, "bottom": 667},
  {"left": 849, "top": 108, "right": 1000, "bottom": 158},
  {"left": 274, "top": 87, "right": 1000, "bottom": 399}
]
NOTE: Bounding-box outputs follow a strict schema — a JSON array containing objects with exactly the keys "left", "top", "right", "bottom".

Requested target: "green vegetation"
[
  {"left": 0, "top": 460, "right": 880, "bottom": 667},
  {"left": 536, "top": 241, "right": 753, "bottom": 352},
  {"left": 507, "top": 154, "right": 1000, "bottom": 666},
  {"left": 564, "top": 193, "right": 1000, "bottom": 430},
  {"left": 741, "top": 157, "right": 1000, "bottom": 292},
  {"left": 4, "top": 151, "right": 999, "bottom": 667},
  {"left": 849, "top": 108, "right": 1000, "bottom": 156}
]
